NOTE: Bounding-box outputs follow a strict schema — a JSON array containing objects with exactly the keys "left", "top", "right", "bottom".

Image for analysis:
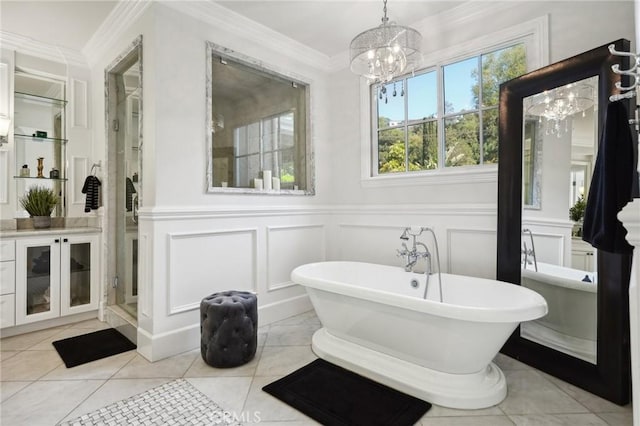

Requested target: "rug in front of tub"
[
  {"left": 57, "top": 379, "right": 242, "bottom": 426},
  {"left": 263, "top": 359, "right": 432, "bottom": 426}
]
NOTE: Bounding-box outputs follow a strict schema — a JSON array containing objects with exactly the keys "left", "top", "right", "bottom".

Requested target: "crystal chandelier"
[
  {"left": 349, "top": 0, "right": 422, "bottom": 83},
  {"left": 526, "top": 82, "right": 595, "bottom": 136}
]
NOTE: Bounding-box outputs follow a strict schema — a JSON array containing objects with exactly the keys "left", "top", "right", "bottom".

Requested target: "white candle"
[
  {"left": 254, "top": 178, "right": 263, "bottom": 190},
  {"left": 263, "top": 170, "right": 272, "bottom": 190},
  {"left": 272, "top": 177, "right": 281, "bottom": 191}
]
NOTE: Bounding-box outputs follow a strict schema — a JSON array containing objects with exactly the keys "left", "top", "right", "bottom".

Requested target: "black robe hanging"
[
  {"left": 82, "top": 175, "right": 101, "bottom": 213},
  {"left": 582, "top": 100, "right": 638, "bottom": 254}
]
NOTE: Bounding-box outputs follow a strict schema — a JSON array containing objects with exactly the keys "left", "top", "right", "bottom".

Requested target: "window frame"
[{"left": 361, "top": 16, "right": 549, "bottom": 187}]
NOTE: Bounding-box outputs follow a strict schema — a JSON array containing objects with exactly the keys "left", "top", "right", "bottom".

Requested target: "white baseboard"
[
  {"left": 0, "top": 311, "right": 98, "bottom": 338},
  {"left": 136, "top": 293, "right": 312, "bottom": 362},
  {"left": 258, "top": 293, "right": 313, "bottom": 326}
]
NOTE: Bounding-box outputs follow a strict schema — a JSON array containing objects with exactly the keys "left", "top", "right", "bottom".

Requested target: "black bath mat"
[
  {"left": 263, "top": 359, "right": 431, "bottom": 426},
  {"left": 52, "top": 328, "right": 136, "bottom": 368}
]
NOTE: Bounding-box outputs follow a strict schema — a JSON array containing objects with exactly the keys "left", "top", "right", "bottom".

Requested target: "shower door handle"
[{"left": 132, "top": 196, "right": 138, "bottom": 224}]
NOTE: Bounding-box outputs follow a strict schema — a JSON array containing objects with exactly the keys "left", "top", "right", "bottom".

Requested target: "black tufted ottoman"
[{"left": 200, "top": 291, "right": 257, "bottom": 368}]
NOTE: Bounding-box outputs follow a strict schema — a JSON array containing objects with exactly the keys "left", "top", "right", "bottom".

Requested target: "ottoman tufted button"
[{"left": 200, "top": 291, "right": 257, "bottom": 368}]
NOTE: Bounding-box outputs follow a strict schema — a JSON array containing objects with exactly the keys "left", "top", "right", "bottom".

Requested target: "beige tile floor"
[{"left": 0, "top": 310, "right": 634, "bottom": 426}]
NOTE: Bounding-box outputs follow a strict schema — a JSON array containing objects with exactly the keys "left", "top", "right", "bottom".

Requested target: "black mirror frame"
[{"left": 497, "top": 39, "right": 633, "bottom": 405}]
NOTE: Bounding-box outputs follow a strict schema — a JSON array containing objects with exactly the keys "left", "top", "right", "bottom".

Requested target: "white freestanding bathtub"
[
  {"left": 291, "top": 261, "right": 548, "bottom": 409},
  {"left": 521, "top": 262, "right": 597, "bottom": 363}
]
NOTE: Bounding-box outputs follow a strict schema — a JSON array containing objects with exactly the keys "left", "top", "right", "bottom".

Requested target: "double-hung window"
[{"left": 373, "top": 43, "right": 527, "bottom": 175}]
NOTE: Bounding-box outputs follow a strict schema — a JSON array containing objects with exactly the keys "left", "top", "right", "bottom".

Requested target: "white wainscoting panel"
[
  {"left": 266, "top": 224, "right": 325, "bottom": 291},
  {"left": 167, "top": 228, "right": 257, "bottom": 315},
  {"left": 0, "top": 62, "right": 8, "bottom": 116},
  {"left": 71, "top": 156, "right": 88, "bottom": 205},
  {"left": 139, "top": 233, "right": 149, "bottom": 318},
  {"left": 0, "top": 151, "right": 8, "bottom": 204},
  {"left": 336, "top": 223, "right": 405, "bottom": 266},
  {"left": 525, "top": 231, "right": 565, "bottom": 266},
  {"left": 447, "top": 228, "right": 497, "bottom": 279},
  {"left": 71, "top": 79, "right": 88, "bottom": 128}
]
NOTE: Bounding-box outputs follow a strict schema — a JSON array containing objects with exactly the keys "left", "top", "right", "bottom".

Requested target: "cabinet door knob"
[
  {"left": 63, "top": 238, "right": 68, "bottom": 243},
  {"left": 54, "top": 239, "right": 60, "bottom": 243}
]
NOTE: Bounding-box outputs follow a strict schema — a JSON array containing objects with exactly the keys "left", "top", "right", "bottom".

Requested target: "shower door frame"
[{"left": 103, "top": 36, "right": 143, "bottom": 325}]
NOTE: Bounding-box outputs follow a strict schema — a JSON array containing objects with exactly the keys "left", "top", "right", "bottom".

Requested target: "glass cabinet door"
[
  {"left": 16, "top": 237, "right": 61, "bottom": 325},
  {"left": 60, "top": 234, "right": 99, "bottom": 316}
]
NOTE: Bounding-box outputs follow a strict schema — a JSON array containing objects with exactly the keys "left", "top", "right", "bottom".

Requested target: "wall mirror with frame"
[
  {"left": 497, "top": 39, "right": 634, "bottom": 405},
  {"left": 206, "top": 43, "right": 313, "bottom": 194}
]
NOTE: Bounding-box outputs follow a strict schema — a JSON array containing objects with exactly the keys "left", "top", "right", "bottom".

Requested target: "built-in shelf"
[
  {"left": 14, "top": 91, "right": 67, "bottom": 108},
  {"left": 14, "top": 134, "right": 68, "bottom": 144},
  {"left": 13, "top": 176, "right": 67, "bottom": 182}
]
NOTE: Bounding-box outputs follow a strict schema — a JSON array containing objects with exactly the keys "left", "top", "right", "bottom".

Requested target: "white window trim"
[{"left": 360, "top": 15, "right": 550, "bottom": 188}]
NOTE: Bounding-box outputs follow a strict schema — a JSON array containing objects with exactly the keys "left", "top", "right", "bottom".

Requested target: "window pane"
[
  {"left": 408, "top": 72, "right": 437, "bottom": 123},
  {"left": 444, "top": 57, "right": 478, "bottom": 114},
  {"left": 235, "top": 127, "right": 247, "bottom": 156},
  {"left": 247, "top": 153, "right": 260, "bottom": 181},
  {"left": 263, "top": 152, "right": 274, "bottom": 174},
  {"left": 378, "top": 128, "right": 406, "bottom": 174},
  {"left": 408, "top": 122, "right": 438, "bottom": 170},
  {"left": 279, "top": 149, "right": 296, "bottom": 188},
  {"left": 263, "top": 118, "right": 276, "bottom": 152},
  {"left": 445, "top": 113, "right": 480, "bottom": 166},
  {"left": 247, "top": 122, "right": 260, "bottom": 154},
  {"left": 236, "top": 157, "right": 248, "bottom": 187},
  {"left": 279, "top": 113, "right": 294, "bottom": 148},
  {"left": 523, "top": 120, "right": 536, "bottom": 206},
  {"left": 481, "top": 44, "right": 526, "bottom": 107},
  {"left": 482, "top": 108, "right": 499, "bottom": 163},
  {"left": 377, "top": 81, "right": 405, "bottom": 128}
]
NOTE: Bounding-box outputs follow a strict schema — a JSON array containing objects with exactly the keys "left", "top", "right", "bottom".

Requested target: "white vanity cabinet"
[
  {"left": 0, "top": 240, "right": 16, "bottom": 328},
  {"left": 14, "top": 233, "right": 99, "bottom": 325},
  {"left": 571, "top": 238, "right": 596, "bottom": 272}
]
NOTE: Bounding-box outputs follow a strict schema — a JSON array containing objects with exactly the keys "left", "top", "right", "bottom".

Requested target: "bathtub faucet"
[
  {"left": 397, "top": 227, "right": 443, "bottom": 302},
  {"left": 397, "top": 240, "right": 431, "bottom": 273},
  {"left": 522, "top": 228, "right": 538, "bottom": 272}
]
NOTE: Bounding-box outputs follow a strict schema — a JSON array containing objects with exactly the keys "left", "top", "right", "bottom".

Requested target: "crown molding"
[
  {"left": 82, "top": 0, "right": 152, "bottom": 67},
  {"left": 0, "top": 30, "right": 87, "bottom": 68},
  {"left": 160, "top": 1, "right": 333, "bottom": 72}
]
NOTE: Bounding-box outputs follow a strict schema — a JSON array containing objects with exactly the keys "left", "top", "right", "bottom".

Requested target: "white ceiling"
[
  {"left": 0, "top": 0, "right": 463, "bottom": 58},
  {"left": 0, "top": 1, "right": 119, "bottom": 52}
]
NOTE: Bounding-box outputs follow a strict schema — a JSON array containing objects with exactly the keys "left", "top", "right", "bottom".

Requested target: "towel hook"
[{"left": 90, "top": 161, "right": 102, "bottom": 176}]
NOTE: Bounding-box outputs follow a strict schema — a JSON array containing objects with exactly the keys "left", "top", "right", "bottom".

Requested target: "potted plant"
[
  {"left": 20, "top": 186, "right": 59, "bottom": 229},
  {"left": 569, "top": 195, "right": 586, "bottom": 237}
]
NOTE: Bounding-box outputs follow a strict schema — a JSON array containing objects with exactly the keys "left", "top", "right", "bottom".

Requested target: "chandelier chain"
[{"left": 382, "top": 0, "right": 389, "bottom": 23}]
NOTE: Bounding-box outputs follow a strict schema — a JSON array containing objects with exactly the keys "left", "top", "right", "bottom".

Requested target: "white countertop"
[{"left": 0, "top": 227, "right": 102, "bottom": 238}]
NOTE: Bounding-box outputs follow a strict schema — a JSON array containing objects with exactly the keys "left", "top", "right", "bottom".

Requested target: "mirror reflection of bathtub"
[{"left": 520, "top": 261, "right": 597, "bottom": 364}]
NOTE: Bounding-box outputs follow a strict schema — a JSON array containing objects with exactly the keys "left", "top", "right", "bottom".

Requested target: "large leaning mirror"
[
  {"left": 206, "top": 43, "right": 313, "bottom": 194},
  {"left": 497, "top": 39, "right": 633, "bottom": 405}
]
